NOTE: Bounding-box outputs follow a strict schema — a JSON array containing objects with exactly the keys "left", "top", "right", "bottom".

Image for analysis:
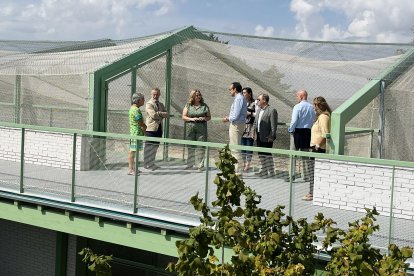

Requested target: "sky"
[{"left": 0, "top": 0, "right": 413, "bottom": 43}]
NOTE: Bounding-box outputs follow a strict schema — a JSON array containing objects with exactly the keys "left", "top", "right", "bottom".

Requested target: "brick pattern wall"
[
  {"left": 0, "top": 219, "right": 56, "bottom": 276},
  {"left": 0, "top": 127, "right": 81, "bottom": 170},
  {"left": 0, "top": 127, "right": 21, "bottom": 162},
  {"left": 314, "top": 159, "right": 414, "bottom": 220},
  {"left": 66, "top": 234, "right": 77, "bottom": 276}
]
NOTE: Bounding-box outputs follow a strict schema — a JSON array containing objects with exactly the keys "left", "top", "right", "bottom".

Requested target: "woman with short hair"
[{"left": 128, "top": 93, "right": 147, "bottom": 175}]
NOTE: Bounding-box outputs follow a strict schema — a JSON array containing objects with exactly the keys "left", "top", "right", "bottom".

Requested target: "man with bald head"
[{"left": 287, "top": 89, "right": 315, "bottom": 181}]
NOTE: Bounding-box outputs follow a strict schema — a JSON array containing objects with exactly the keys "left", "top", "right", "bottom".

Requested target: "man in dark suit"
[{"left": 254, "top": 93, "right": 278, "bottom": 177}]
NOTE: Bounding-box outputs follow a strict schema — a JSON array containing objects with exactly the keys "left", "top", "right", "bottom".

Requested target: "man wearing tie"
[{"left": 144, "top": 88, "right": 169, "bottom": 170}]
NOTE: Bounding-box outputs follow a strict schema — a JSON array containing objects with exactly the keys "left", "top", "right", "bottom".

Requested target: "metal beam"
[
  {"left": 90, "top": 26, "right": 202, "bottom": 133},
  {"left": 0, "top": 200, "right": 185, "bottom": 257},
  {"left": 330, "top": 48, "right": 414, "bottom": 155}
]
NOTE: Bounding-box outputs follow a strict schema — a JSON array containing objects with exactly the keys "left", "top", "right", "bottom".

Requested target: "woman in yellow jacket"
[{"left": 303, "top": 96, "right": 331, "bottom": 201}]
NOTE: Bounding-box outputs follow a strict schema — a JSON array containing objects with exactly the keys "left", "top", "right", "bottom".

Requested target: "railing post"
[
  {"left": 288, "top": 154, "right": 295, "bottom": 222},
  {"left": 204, "top": 146, "right": 210, "bottom": 205},
  {"left": 387, "top": 165, "right": 396, "bottom": 252},
  {"left": 378, "top": 80, "right": 385, "bottom": 158},
  {"left": 163, "top": 48, "right": 172, "bottom": 161},
  {"left": 182, "top": 122, "right": 187, "bottom": 161},
  {"left": 19, "top": 128, "right": 25, "bottom": 193},
  {"left": 369, "top": 131, "right": 373, "bottom": 158},
  {"left": 71, "top": 133, "right": 77, "bottom": 202},
  {"left": 133, "top": 141, "right": 140, "bottom": 213}
]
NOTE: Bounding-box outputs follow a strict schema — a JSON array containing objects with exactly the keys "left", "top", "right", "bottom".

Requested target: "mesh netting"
[{"left": 0, "top": 28, "right": 413, "bottom": 159}]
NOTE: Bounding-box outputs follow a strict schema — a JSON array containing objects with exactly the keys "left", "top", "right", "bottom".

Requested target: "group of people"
[
  {"left": 288, "top": 89, "right": 331, "bottom": 201},
  {"left": 128, "top": 84, "right": 331, "bottom": 201},
  {"left": 128, "top": 88, "right": 168, "bottom": 175}
]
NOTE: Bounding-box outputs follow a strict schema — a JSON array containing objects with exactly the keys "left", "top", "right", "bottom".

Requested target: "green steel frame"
[
  {"left": 329, "top": 48, "right": 414, "bottom": 154},
  {"left": 88, "top": 26, "right": 208, "bottom": 132},
  {"left": 0, "top": 200, "right": 185, "bottom": 257},
  {"left": 2, "top": 26, "right": 414, "bottom": 273},
  {"left": 84, "top": 25, "right": 414, "bottom": 155}
]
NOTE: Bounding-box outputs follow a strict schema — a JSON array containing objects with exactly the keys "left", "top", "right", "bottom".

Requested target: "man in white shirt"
[
  {"left": 254, "top": 93, "right": 278, "bottom": 177},
  {"left": 223, "top": 82, "right": 247, "bottom": 175}
]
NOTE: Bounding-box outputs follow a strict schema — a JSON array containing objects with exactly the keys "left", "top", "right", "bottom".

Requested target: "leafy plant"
[
  {"left": 167, "top": 145, "right": 333, "bottom": 275},
  {"left": 168, "top": 145, "right": 413, "bottom": 276},
  {"left": 323, "top": 208, "right": 413, "bottom": 276},
  {"left": 79, "top": 247, "right": 112, "bottom": 276}
]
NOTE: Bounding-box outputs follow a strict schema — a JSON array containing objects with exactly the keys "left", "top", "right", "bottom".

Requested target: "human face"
[
  {"left": 138, "top": 97, "right": 145, "bottom": 107},
  {"left": 295, "top": 92, "right": 302, "bottom": 103},
  {"left": 228, "top": 85, "right": 236, "bottom": 97},
  {"left": 242, "top": 90, "right": 250, "bottom": 100},
  {"left": 151, "top": 90, "right": 160, "bottom": 101},
  {"left": 194, "top": 92, "right": 202, "bottom": 102},
  {"left": 257, "top": 95, "right": 267, "bottom": 108}
]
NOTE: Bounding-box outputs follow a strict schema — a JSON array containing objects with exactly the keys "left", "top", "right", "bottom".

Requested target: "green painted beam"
[
  {"left": 96, "top": 26, "right": 202, "bottom": 80},
  {"left": 330, "top": 47, "right": 414, "bottom": 155},
  {"left": 89, "top": 26, "right": 204, "bottom": 133},
  {"left": 0, "top": 200, "right": 236, "bottom": 263},
  {"left": 87, "top": 73, "right": 97, "bottom": 131},
  {"left": 0, "top": 201, "right": 184, "bottom": 257}
]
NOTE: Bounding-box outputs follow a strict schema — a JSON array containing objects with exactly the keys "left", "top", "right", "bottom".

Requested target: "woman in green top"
[
  {"left": 182, "top": 89, "right": 211, "bottom": 170},
  {"left": 128, "top": 93, "right": 147, "bottom": 175}
]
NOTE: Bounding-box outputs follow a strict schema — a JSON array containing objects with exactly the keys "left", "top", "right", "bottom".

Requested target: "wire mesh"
[
  {"left": 0, "top": 127, "right": 21, "bottom": 192},
  {"left": 1, "top": 29, "right": 414, "bottom": 158},
  {"left": 74, "top": 135, "right": 135, "bottom": 212},
  {"left": 392, "top": 167, "right": 414, "bottom": 253},
  {"left": 0, "top": 125, "right": 413, "bottom": 253},
  {"left": 22, "top": 129, "right": 73, "bottom": 200}
]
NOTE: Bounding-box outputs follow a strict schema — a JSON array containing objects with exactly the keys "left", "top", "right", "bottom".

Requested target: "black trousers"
[{"left": 293, "top": 128, "right": 311, "bottom": 150}]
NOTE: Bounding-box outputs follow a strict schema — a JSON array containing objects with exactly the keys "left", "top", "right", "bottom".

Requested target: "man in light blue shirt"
[
  {"left": 287, "top": 89, "right": 315, "bottom": 181},
  {"left": 288, "top": 90, "right": 315, "bottom": 133},
  {"left": 223, "top": 82, "right": 247, "bottom": 175}
]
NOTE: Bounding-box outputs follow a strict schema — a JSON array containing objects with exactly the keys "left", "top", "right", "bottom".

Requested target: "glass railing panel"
[
  {"left": 22, "top": 129, "right": 73, "bottom": 201},
  {"left": 0, "top": 126, "right": 21, "bottom": 192},
  {"left": 74, "top": 135, "right": 134, "bottom": 212},
  {"left": 391, "top": 167, "right": 414, "bottom": 257}
]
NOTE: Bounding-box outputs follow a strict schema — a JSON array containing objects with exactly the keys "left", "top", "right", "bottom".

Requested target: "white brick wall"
[
  {"left": 66, "top": 235, "right": 77, "bottom": 276},
  {"left": 0, "top": 127, "right": 81, "bottom": 170},
  {"left": 314, "top": 159, "right": 414, "bottom": 220}
]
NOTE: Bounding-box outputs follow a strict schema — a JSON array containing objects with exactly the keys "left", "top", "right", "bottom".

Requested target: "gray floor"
[{"left": 1, "top": 159, "right": 413, "bottom": 255}]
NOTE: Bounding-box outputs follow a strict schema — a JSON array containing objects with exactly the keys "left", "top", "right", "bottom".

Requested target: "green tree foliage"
[
  {"left": 168, "top": 145, "right": 334, "bottom": 275},
  {"left": 323, "top": 208, "right": 413, "bottom": 276},
  {"left": 79, "top": 248, "right": 112, "bottom": 276},
  {"left": 168, "top": 145, "right": 413, "bottom": 275}
]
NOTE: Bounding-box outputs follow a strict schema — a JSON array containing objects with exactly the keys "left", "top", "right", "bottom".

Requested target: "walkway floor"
[{"left": 0, "top": 159, "right": 413, "bottom": 252}]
